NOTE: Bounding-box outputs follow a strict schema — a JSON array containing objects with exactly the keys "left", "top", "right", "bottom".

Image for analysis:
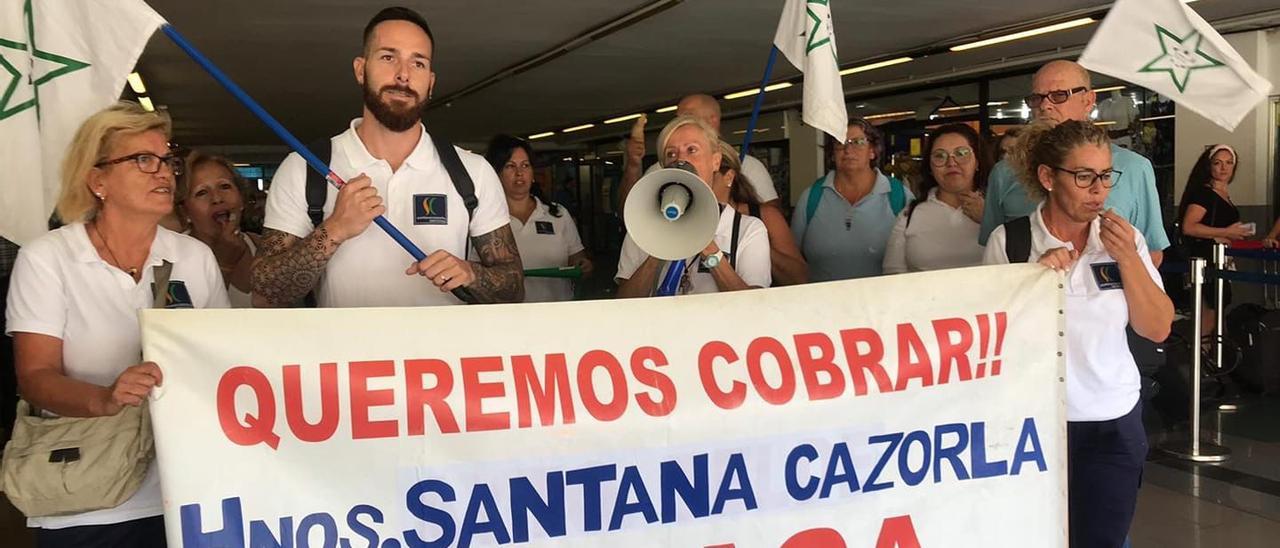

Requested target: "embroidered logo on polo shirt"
[
  {"left": 157, "top": 280, "right": 194, "bottom": 308},
  {"left": 413, "top": 194, "right": 448, "bottom": 225},
  {"left": 1090, "top": 262, "right": 1124, "bottom": 290},
  {"left": 535, "top": 221, "right": 555, "bottom": 235}
]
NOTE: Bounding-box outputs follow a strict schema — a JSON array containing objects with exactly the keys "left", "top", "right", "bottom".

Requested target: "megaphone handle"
[{"left": 656, "top": 260, "right": 687, "bottom": 297}]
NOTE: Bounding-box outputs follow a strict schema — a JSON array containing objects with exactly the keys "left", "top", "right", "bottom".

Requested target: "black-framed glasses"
[
  {"left": 929, "top": 146, "right": 974, "bottom": 167},
  {"left": 1051, "top": 166, "right": 1120, "bottom": 188},
  {"left": 94, "top": 152, "right": 184, "bottom": 176},
  {"left": 1024, "top": 86, "right": 1088, "bottom": 108}
]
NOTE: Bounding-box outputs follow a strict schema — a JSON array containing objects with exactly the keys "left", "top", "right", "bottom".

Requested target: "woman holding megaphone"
[{"left": 615, "top": 116, "right": 771, "bottom": 297}]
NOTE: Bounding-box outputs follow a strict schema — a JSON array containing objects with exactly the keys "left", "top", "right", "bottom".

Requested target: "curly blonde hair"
[{"left": 1006, "top": 119, "right": 1109, "bottom": 200}]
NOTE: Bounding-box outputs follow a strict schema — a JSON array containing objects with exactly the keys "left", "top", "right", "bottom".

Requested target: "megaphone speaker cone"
[{"left": 623, "top": 167, "right": 721, "bottom": 260}]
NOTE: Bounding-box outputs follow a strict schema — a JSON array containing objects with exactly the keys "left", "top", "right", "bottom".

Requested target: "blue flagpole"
[
  {"left": 739, "top": 46, "right": 779, "bottom": 161},
  {"left": 161, "top": 24, "right": 480, "bottom": 303},
  {"left": 160, "top": 25, "right": 426, "bottom": 263}
]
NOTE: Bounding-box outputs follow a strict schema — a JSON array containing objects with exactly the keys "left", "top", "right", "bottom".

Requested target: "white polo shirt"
[
  {"left": 511, "top": 198, "right": 585, "bottom": 303},
  {"left": 5, "top": 223, "right": 229, "bottom": 529},
  {"left": 616, "top": 206, "right": 771, "bottom": 294},
  {"left": 644, "top": 154, "right": 779, "bottom": 203},
  {"left": 983, "top": 206, "right": 1163, "bottom": 422},
  {"left": 882, "top": 189, "right": 984, "bottom": 274},
  {"left": 263, "top": 119, "right": 509, "bottom": 308}
]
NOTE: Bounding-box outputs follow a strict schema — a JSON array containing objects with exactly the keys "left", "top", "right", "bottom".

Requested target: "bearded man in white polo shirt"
[{"left": 253, "top": 7, "right": 523, "bottom": 307}]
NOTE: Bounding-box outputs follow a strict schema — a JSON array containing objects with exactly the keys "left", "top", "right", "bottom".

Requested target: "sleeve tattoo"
[
  {"left": 250, "top": 227, "right": 340, "bottom": 307},
  {"left": 466, "top": 225, "right": 525, "bottom": 304}
]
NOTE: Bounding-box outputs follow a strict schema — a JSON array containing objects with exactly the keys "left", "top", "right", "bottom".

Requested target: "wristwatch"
[{"left": 701, "top": 250, "right": 725, "bottom": 270}]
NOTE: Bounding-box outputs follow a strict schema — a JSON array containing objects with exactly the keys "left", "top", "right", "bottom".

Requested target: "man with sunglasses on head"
[{"left": 978, "top": 60, "right": 1169, "bottom": 265}]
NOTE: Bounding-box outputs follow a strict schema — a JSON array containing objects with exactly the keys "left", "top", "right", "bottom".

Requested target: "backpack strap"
[
  {"left": 800, "top": 174, "right": 828, "bottom": 250},
  {"left": 431, "top": 133, "right": 478, "bottom": 222},
  {"left": 804, "top": 175, "right": 826, "bottom": 226},
  {"left": 1003, "top": 215, "right": 1033, "bottom": 263},
  {"left": 305, "top": 138, "right": 332, "bottom": 229},
  {"left": 729, "top": 210, "right": 742, "bottom": 269},
  {"left": 888, "top": 176, "right": 906, "bottom": 216}
]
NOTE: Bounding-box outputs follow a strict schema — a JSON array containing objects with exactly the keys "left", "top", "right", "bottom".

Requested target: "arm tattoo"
[
  {"left": 466, "top": 225, "right": 524, "bottom": 304},
  {"left": 251, "top": 227, "right": 340, "bottom": 307}
]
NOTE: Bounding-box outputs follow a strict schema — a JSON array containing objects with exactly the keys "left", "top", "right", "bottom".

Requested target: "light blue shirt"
[
  {"left": 791, "top": 170, "right": 913, "bottom": 281},
  {"left": 978, "top": 144, "right": 1170, "bottom": 252}
]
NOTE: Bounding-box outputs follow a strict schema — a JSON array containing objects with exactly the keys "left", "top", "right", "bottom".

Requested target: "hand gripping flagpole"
[{"left": 161, "top": 25, "right": 478, "bottom": 302}]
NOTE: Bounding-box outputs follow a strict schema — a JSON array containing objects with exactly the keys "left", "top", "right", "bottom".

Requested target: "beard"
[{"left": 362, "top": 79, "right": 426, "bottom": 132}]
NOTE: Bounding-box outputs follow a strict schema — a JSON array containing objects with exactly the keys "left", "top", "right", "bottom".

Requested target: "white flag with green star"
[
  {"left": 773, "top": 0, "right": 848, "bottom": 141},
  {"left": 1079, "top": 0, "right": 1272, "bottom": 131},
  {"left": 0, "top": 0, "right": 164, "bottom": 244}
]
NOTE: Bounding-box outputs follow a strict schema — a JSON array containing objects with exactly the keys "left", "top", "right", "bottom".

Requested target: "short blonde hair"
[
  {"left": 56, "top": 101, "right": 172, "bottom": 223},
  {"left": 178, "top": 149, "right": 247, "bottom": 205},
  {"left": 656, "top": 115, "right": 720, "bottom": 166}
]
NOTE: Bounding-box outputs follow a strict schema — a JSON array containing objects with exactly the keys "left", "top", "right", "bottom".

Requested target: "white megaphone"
[{"left": 623, "top": 161, "right": 720, "bottom": 260}]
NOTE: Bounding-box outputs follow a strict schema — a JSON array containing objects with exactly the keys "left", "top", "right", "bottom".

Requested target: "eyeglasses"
[
  {"left": 1024, "top": 87, "right": 1088, "bottom": 108},
  {"left": 929, "top": 147, "right": 974, "bottom": 167},
  {"left": 834, "top": 137, "right": 870, "bottom": 149},
  {"left": 1051, "top": 166, "right": 1121, "bottom": 188},
  {"left": 94, "top": 152, "right": 184, "bottom": 176}
]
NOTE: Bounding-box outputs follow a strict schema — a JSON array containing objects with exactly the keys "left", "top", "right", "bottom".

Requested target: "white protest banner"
[{"left": 142, "top": 264, "right": 1066, "bottom": 547}]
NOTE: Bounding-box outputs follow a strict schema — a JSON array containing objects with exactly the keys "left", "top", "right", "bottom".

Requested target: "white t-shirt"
[
  {"left": 882, "top": 189, "right": 985, "bottom": 274},
  {"left": 511, "top": 198, "right": 585, "bottom": 303},
  {"left": 5, "top": 223, "right": 230, "bottom": 529},
  {"left": 263, "top": 119, "right": 509, "bottom": 308},
  {"left": 616, "top": 206, "right": 771, "bottom": 294},
  {"left": 983, "top": 206, "right": 1163, "bottom": 422},
  {"left": 644, "top": 153, "right": 779, "bottom": 203}
]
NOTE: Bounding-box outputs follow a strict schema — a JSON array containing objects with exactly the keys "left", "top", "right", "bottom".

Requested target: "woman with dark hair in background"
[
  {"left": 715, "top": 140, "right": 809, "bottom": 285},
  {"left": 883, "top": 123, "right": 991, "bottom": 274},
  {"left": 485, "top": 134, "right": 591, "bottom": 302},
  {"left": 1177, "top": 144, "right": 1250, "bottom": 333}
]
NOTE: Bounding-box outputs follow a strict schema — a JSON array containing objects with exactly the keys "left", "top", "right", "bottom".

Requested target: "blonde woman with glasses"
[{"left": 5, "top": 101, "right": 228, "bottom": 546}]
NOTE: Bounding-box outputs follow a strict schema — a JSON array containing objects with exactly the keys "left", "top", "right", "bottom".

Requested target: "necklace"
[{"left": 91, "top": 222, "right": 139, "bottom": 277}]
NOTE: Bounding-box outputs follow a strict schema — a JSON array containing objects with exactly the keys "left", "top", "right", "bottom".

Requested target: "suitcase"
[{"left": 1227, "top": 303, "right": 1280, "bottom": 394}]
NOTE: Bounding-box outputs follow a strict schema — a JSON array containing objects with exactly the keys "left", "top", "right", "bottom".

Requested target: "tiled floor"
[
  {"left": 1131, "top": 484, "right": 1280, "bottom": 547},
  {"left": 1131, "top": 394, "right": 1280, "bottom": 547}
]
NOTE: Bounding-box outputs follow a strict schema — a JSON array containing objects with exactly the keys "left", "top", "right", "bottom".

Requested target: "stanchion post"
[
  {"left": 1213, "top": 243, "right": 1238, "bottom": 412},
  {"left": 1159, "top": 258, "right": 1231, "bottom": 462},
  {"left": 1214, "top": 243, "right": 1225, "bottom": 376}
]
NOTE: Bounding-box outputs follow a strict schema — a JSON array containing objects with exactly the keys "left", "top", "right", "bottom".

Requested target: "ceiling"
[{"left": 137, "top": 0, "right": 1280, "bottom": 153}]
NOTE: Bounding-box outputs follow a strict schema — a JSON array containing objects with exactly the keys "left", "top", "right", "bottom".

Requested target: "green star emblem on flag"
[
  {"left": 800, "top": 0, "right": 837, "bottom": 62},
  {"left": 1137, "top": 24, "right": 1224, "bottom": 93},
  {"left": 0, "top": 0, "right": 91, "bottom": 121}
]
